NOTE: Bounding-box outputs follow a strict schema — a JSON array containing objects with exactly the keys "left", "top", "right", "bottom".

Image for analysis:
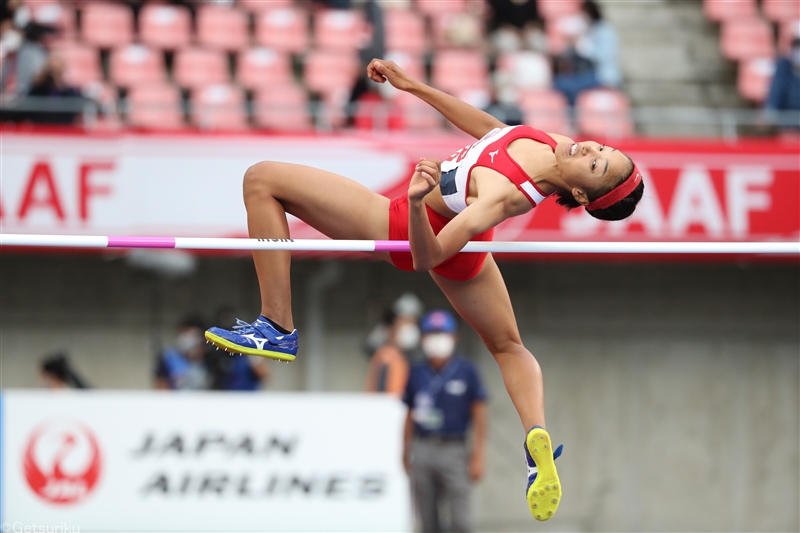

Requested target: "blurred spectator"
[
  {"left": 482, "top": 84, "right": 524, "bottom": 125},
  {"left": 207, "top": 306, "right": 271, "bottom": 391},
  {"left": 27, "top": 54, "right": 84, "bottom": 124},
  {"left": 553, "top": 0, "right": 621, "bottom": 106},
  {"left": 402, "top": 309, "right": 488, "bottom": 533},
  {"left": 363, "top": 292, "right": 424, "bottom": 355},
  {"left": 764, "top": 33, "right": 800, "bottom": 127},
  {"left": 40, "top": 352, "right": 90, "bottom": 389},
  {"left": 487, "top": 0, "right": 546, "bottom": 53},
  {"left": 347, "top": 0, "right": 386, "bottom": 126},
  {"left": 1, "top": 0, "right": 52, "bottom": 99},
  {"left": 154, "top": 315, "right": 212, "bottom": 390}
]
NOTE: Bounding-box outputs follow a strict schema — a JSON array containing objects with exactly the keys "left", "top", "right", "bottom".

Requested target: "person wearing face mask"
[
  {"left": 364, "top": 296, "right": 422, "bottom": 397},
  {"left": 154, "top": 316, "right": 212, "bottom": 391},
  {"left": 402, "top": 309, "right": 487, "bottom": 533}
]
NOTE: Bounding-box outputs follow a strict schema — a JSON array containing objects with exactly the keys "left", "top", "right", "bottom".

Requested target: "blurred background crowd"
[{"left": 1, "top": 0, "right": 798, "bottom": 135}]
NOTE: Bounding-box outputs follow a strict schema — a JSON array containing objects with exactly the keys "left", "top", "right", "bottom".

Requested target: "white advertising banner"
[{"left": 1, "top": 391, "right": 411, "bottom": 532}]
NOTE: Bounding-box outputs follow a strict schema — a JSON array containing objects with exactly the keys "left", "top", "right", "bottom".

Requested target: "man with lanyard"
[{"left": 402, "top": 309, "right": 488, "bottom": 533}]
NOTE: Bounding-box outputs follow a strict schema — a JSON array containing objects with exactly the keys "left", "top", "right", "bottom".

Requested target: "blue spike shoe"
[
  {"left": 525, "top": 426, "right": 563, "bottom": 521},
  {"left": 205, "top": 317, "right": 298, "bottom": 362}
]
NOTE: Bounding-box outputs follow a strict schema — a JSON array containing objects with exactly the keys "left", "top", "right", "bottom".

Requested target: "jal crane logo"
[{"left": 23, "top": 419, "right": 103, "bottom": 504}]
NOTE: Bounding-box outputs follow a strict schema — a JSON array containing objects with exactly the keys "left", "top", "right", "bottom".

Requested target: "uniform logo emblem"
[
  {"left": 488, "top": 150, "right": 499, "bottom": 163},
  {"left": 23, "top": 419, "right": 102, "bottom": 505}
]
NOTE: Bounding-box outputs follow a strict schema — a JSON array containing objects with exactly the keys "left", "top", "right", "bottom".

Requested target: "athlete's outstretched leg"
[
  {"left": 430, "top": 255, "right": 543, "bottom": 430},
  {"left": 206, "top": 161, "right": 391, "bottom": 359},
  {"left": 430, "top": 255, "right": 562, "bottom": 521}
]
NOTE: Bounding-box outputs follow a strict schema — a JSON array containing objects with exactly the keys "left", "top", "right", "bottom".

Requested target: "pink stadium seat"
[
  {"left": 196, "top": 4, "right": 250, "bottom": 51},
  {"left": 737, "top": 57, "right": 776, "bottom": 103},
  {"left": 778, "top": 19, "right": 800, "bottom": 54},
  {"left": 720, "top": 18, "right": 775, "bottom": 61},
  {"left": 538, "top": 0, "right": 581, "bottom": 21},
  {"left": 762, "top": 0, "right": 800, "bottom": 24},
  {"left": 255, "top": 8, "right": 309, "bottom": 54},
  {"left": 703, "top": 0, "right": 757, "bottom": 22},
  {"left": 518, "top": 89, "right": 570, "bottom": 133},
  {"left": 575, "top": 88, "right": 634, "bottom": 138},
  {"left": 313, "top": 9, "right": 365, "bottom": 51},
  {"left": 239, "top": 0, "right": 295, "bottom": 14},
  {"left": 496, "top": 51, "right": 552, "bottom": 90},
  {"left": 139, "top": 4, "right": 191, "bottom": 50},
  {"left": 173, "top": 48, "right": 230, "bottom": 89},
  {"left": 393, "top": 90, "right": 441, "bottom": 130},
  {"left": 238, "top": 48, "right": 293, "bottom": 90},
  {"left": 304, "top": 50, "right": 359, "bottom": 97},
  {"left": 384, "top": 9, "right": 426, "bottom": 55},
  {"left": 29, "top": 2, "right": 75, "bottom": 39},
  {"left": 56, "top": 43, "right": 102, "bottom": 87},
  {"left": 127, "top": 83, "right": 184, "bottom": 129},
  {"left": 80, "top": 2, "right": 134, "bottom": 48},
  {"left": 415, "top": 0, "right": 466, "bottom": 16},
  {"left": 109, "top": 45, "right": 166, "bottom": 87},
  {"left": 253, "top": 84, "right": 312, "bottom": 130},
  {"left": 431, "top": 50, "right": 489, "bottom": 94},
  {"left": 193, "top": 84, "right": 248, "bottom": 130}
]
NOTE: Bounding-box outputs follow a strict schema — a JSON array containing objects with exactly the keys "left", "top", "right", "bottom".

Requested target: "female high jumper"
[{"left": 206, "top": 58, "right": 644, "bottom": 521}]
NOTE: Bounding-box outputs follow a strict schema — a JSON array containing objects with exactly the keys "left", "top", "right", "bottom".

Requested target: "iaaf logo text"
[{"left": 23, "top": 419, "right": 102, "bottom": 505}]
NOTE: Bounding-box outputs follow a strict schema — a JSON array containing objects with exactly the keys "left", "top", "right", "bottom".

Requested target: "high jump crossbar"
[{"left": 1, "top": 234, "right": 798, "bottom": 255}]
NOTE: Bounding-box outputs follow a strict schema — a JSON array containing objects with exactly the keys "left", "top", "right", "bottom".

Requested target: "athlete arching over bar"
[{"left": 206, "top": 58, "right": 644, "bottom": 521}]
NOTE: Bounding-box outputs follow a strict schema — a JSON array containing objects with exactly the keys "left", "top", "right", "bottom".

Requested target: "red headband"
[{"left": 586, "top": 164, "right": 642, "bottom": 211}]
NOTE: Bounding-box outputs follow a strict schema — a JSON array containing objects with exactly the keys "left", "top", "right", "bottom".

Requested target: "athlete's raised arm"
[
  {"left": 367, "top": 58, "right": 506, "bottom": 140},
  {"left": 407, "top": 158, "right": 510, "bottom": 271}
]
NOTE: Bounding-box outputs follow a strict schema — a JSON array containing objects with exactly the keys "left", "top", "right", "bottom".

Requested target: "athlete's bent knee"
[{"left": 243, "top": 161, "right": 278, "bottom": 200}]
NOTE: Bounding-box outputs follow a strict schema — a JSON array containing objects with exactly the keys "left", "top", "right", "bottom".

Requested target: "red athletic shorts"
[{"left": 388, "top": 195, "right": 494, "bottom": 282}]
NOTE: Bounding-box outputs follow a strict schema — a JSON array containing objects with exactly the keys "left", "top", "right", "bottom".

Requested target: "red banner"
[{"left": 1, "top": 129, "right": 798, "bottom": 259}]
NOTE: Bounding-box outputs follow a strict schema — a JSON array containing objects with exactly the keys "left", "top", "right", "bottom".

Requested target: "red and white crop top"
[{"left": 439, "top": 125, "right": 556, "bottom": 213}]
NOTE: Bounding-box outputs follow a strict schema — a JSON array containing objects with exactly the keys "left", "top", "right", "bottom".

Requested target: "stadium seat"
[
  {"left": 139, "top": 4, "right": 191, "bottom": 50},
  {"left": 720, "top": 18, "right": 775, "bottom": 61},
  {"left": 304, "top": 50, "right": 359, "bottom": 97},
  {"left": 518, "top": 89, "right": 570, "bottom": 133},
  {"left": 82, "top": 81, "right": 121, "bottom": 129},
  {"left": 496, "top": 51, "right": 552, "bottom": 90},
  {"left": 762, "top": 0, "right": 800, "bottom": 24},
  {"left": 703, "top": 0, "right": 757, "bottom": 22},
  {"left": 239, "top": 0, "right": 295, "bottom": 14},
  {"left": 415, "top": 0, "right": 467, "bottom": 16},
  {"left": 29, "top": 1, "right": 75, "bottom": 39},
  {"left": 196, "top": 4, "right": 250, "bottom": 51},
  {"left": 575, "top": 88, "right": 634, "bottom": 138},
  {"left": 778, "top": 19, "right": 800, "bottom": 54},
  {"left": 431, "top": 13, "right": 483, "bottom": 49},
  {"left": 392, "top": 90, "right": 441, "bottom": 130},
  {"left": 173, "top": 48, "right": 230, "bottom": 89},
  {"left": 127, "top": 83, "right": 185, "bottom": 129},
  {"left": 384, "top": 9, "right": 427, "bottom": 55},
  {"left": 253, "top": 84, "right": 312, "bottom": 130},
  {"left": 538, "top": 0, "right": 580, "bottom": 21},
  {"left": 109, "top": 45, "right": 166, "bottom": 87},
  {"left": 56, "top": 43, "right": 102, "bottom": 87},
  {"left": 238, "top": 48, "right": 293, "bottom": 90},
  {"left": 254, "top": 8, "right": 309, "bottom": 54},
  {"left": 737, "top": 57, "right": 776, "bottom": 103},
  {"left": 193, "top": 84, "right": 248, "bottom": 130},
  {"left": 80, "top": 2, "right": 134, "bottom": 48},
  {"left": 431, "top": 50, "right": 490, "bottom": 94},
  {"left": 313, "top": 9, "right": 365, "bottom": 51}
]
